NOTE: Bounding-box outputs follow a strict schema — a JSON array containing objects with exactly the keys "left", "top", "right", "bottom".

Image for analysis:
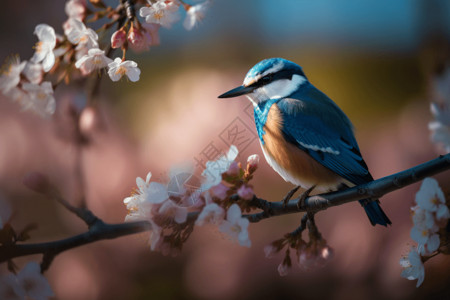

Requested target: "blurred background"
[{"left": 0, "top": 0, "right": 450, "bottom": 299}]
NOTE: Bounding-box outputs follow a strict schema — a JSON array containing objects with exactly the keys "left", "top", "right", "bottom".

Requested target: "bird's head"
[{"left": 218, "top": 58, "right": 308, "bottom": 104}]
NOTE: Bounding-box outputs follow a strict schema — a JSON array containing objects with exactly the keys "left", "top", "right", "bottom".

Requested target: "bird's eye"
[{"left": 261, "top": 75, "right": 272, "bottom": 83}]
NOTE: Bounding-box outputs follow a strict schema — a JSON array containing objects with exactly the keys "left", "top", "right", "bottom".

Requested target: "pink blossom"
[
  {"left": 226, "top": 161, "right": 240, "bottom": 176},
  {"left": 111, "top": 28, "right": 127, "bottom": 49},
  {"left": 210, "top": 183, "right": 229, "bottom": 200},
  {"left": 127, "top": 25, "right": 152, "bottom": 53},
  {"left": 142, "top": 23, "right": 160, "bottom": 46},
  {"left": 237, "top": 185, "right": 254, "bottom": 200},
  {"left": 277, "top": 263, "right": 289, "bottom": 276}
]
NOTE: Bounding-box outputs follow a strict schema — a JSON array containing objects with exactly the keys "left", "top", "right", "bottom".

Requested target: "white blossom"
[
  {"left": 429, "top": 119, "right": 450, "bottom": 153},
  {"left": 65, "top": 0, "right": 86, "bottom": 21},
  {"left": 124, "top": 172, "right": 169, "bottom": 222},
  {"left": 75, "top": 48, "right": 112, "bottom": 75},
  {"left": 219, "top": 204, "right": 251, "bottom": 247},
  {"left": 0, "top": 262, "right": 53, "bottom": 300},
  {"left": 21, "top": 81, "right": 56, "bottom": 117},
  {"left": 0, "top": 57, "right": 26, "bottom": 94},
  {"left": 201, "top": 145, "right": 238, "bottom": 190},
  {"left": 407, "top": 178, "right": 450, "bottom": 256},
  {"left": 66, "top": 18, "right": 98, "bottom": 49},
  {"left": 183, "top": 2, "right": 209, "bottom": 30},
  {"left": 416, "top": 178, "right": 446, "bottom": 213},
  {"left": 411, "top": 206, "right": 437, "bottom": 232},
  {"left": 400, "top": 248, "right": 425, "bottom": 287},
  {"left": 4, "top": 87, "right": 29, "bottom": 107},
  {"left": 140, "top": 0, "right": 181, "bottom": 28},
  {"left": 23, "top": 61, "right": 43, "bottom": 84},
  {"left": 16, "top": 262, "right": 54, "bottom": 300},
  {"left": 195, "top": 203, "right": 225, "bottom": 226},
  {"left": 31, "top": 24, "right": 56, "bottom": 72},
  {"left": 107, "top": 58, "right": 141, "bottom": 82},
  {"left": 158, "top": 200, "right": 188, "bottom": 224},
  {"left": 410, "top": 206, "right": 439, "bottom": 255},
  {"left": 429, "top": 66, "right": 450, "bottom": 152}
]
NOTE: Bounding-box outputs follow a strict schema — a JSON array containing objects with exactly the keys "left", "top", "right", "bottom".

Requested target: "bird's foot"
[
  {"left": 296, "top": 185, "right": 316, "bottom": 210},
  {"left": 282, "top": 186, "right": 301, "bottom": 208}
]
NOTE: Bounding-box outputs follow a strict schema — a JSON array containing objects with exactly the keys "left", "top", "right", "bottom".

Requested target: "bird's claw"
[
  {"left": 282, "top": 186, "right": 301, "bottom": 208},
  {"left": 296, "top": 185, "right": 316, "bottom": 210}
]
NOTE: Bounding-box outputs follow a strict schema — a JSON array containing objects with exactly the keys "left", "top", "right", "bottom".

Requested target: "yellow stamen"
[
  {"left": 36, "top": 91, "right": 47, "bottom": 101},
  {"left": 115, "top": 66, "right": 127, "bottom": 77},
  {"left": 79, "top": 35, "right": 88, "bottom": 44},
  {"left": 35, "top": 41, "right": 44, "bottom": 53},
  {"left": 153, "top": 11, "right": 164, "bottom": 20},
  {"left": 431, "top": 196, "right": 439, "bottom": 205},
  {"left": 93, "top": 57, "right": 103, "bottom": 66}
]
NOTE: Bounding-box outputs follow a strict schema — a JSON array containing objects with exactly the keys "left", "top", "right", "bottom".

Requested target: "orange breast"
[{"left": 262, "top": 104, "right": 347, "bottom": 192}]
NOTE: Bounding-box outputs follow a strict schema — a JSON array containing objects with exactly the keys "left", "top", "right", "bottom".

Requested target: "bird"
[{"left": 218, "top": 58, "right": 391, "bottom": 226}]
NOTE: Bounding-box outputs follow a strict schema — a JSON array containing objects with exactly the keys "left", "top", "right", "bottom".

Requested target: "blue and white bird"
[{"left": 218, "top": 58, "right": 391, "bottom": 226}]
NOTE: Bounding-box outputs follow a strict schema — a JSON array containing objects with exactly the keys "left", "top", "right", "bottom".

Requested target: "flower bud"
[
  {"left": 264, "top": 244, "right": 277, "bottom": 258},
  {"left": 277, "top": 263, "right": 289, "bottom": 276},
  {"left": 127, "top": 25, "right": 149, "bottom": 53},
  {"left": 111, "top": 28, "right": 127, "bottom": 49},
  {"left": 247, "top": 154, "right": 259, "bottom": 172},
  {"left": 79, "top": 106, "right": 101, "bottom": 136}
]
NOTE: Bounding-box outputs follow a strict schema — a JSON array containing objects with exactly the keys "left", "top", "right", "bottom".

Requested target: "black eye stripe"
[{"left": 248, "top": 69, "right": 305, "bottom": 87}]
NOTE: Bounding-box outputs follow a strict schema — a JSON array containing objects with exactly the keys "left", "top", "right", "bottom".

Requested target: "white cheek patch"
[{"left": 260, "top": 74, "right": 307, "bottom": 99}]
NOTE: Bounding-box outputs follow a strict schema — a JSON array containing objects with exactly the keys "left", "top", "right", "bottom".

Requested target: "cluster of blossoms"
[
  {"left": 0, "top": 262, "right": 53, "bottom": 300},
  {"left": 123, "top": 144, "right": 334, "bottom": 276},
  {"left": 124, "top": 146, "right": 258, "bottom": 254},
  {"left": 0, "top": 0, "right": 210, "bottom": 117},
  {"left": 400, "top": 177, "right": 450, "bottom": 287},
  {"left": 429, "top": 64, "right": 450, "bottom": 153},
  {"left": 264, "top": 219, "right": 333, "bottom": 276}
]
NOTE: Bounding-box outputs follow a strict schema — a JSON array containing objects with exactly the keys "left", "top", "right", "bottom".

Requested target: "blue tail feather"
[{"left": 360, "top": 199, "right": 391, "bottom": 227}]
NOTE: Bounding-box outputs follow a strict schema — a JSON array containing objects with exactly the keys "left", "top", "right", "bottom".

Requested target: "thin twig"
[{"left": 0, "top": 221, "right": 151, "bottom": 263}]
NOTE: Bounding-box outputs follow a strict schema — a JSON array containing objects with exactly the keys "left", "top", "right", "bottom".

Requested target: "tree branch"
[
  {"left": 245, "top": 153, "right": 450, "bottom": 222},
  {"left": 0, "top": 220, "right": 151, "bottom": 263},
  {"left": 1, "top": 153, "right": 450, "bottom": 263}
]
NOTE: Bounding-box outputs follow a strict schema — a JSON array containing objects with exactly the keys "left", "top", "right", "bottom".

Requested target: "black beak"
[{"left": 218, "top": 85, "right": 255, "bottom": 98}]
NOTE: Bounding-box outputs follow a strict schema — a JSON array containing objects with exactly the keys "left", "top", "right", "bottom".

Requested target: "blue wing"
[{"left": 276, "top": 85, "right": 373, "bottom": 185}]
